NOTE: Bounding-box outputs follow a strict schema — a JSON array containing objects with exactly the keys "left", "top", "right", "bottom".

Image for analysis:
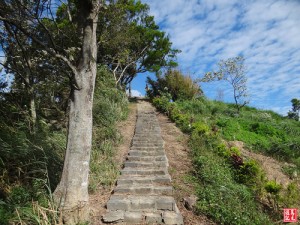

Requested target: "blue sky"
[{"left": 131, "top": 0, "right": 300, "bottom": 115}]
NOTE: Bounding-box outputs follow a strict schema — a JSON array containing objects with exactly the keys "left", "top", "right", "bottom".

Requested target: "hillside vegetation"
[
  {"left": 149, "top": 71, "right": 300, "bottom": 225},
  {"left": 0, "top": 68, "right": 128, "bottom": 224}
]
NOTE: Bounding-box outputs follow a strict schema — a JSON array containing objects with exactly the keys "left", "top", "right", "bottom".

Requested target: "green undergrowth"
[
  {"left": 0, "top": 66, "right": 128, "bottom": 224},
  {"left": 89, "top": 66, "right": 129, "bottom": 192},
  {"left": 152, "top": 94, "right": 300, "bottom": 224},
  {"left": 190, "top": 136, "right": 272, "bottom": 225},
  {"left": 0, "top": 118, "right": 65, "bottom": 224}
]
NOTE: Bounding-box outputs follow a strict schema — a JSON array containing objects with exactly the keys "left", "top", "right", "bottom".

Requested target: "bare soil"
[{"left": 228, "top": 141, "right": 294, "bottom": 187}]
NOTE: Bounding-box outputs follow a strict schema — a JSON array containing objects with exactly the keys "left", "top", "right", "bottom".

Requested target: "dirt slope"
[{"left": 228, "top": 141, "right": 293, "bottom": 188}]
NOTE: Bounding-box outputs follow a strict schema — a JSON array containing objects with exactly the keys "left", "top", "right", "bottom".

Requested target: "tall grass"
[
  {"left": 89, "top": 66, "right": 128, "bottom": 192},
  {"left": 0, "top": 120, "right": 65, "bottom": 224},
  {"left": 0, "top": 65, "right": 128, "bottom": 224}
]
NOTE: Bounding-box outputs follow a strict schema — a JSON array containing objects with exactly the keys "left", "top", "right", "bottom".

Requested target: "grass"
[
  {"left": 190, "top": 135, "right": 272, "bottom": 225},
  {"left": 152, "top": 95, "right": 300, "bottom": 225},
  {"left": 176, "top": 98, "right": 300, "bottom": 170},
  {"left": 89, "top": 67, "right": 129, "bottom": 192}
]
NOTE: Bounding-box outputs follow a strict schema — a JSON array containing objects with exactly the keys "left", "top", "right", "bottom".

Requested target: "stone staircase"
[{"left": 103, "top": 101, "right": 183, "bottom": 224}]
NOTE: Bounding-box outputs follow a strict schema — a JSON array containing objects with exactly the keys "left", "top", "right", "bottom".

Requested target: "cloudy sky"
[{"left": 132, "top": 0, "right": 300, "bottom": 115}]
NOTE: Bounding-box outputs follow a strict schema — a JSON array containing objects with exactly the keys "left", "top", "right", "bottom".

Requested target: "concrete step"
[
  {"left": 132, "top": 138, "right": 164, "bottom": 143},
  {"left": 117, "top": 174, "right": 171, "bottom": 185},
  {"left": 102, "top": 101, "right": 183, "bottom": 224},
  {"left": 132, "top": 138, "right": 163, "bottom": 142},
  {"left": 124, "top": 161, "right": 168, "bottom": 168},
  {"left": 162, "top": 211, "right": 184, "bottom": 225},
  {"left": 132, "top": 135, "right": 162, "bottom": 139},
  {"left": 126, "top": 155, "right": 168, "bottom": 162},
  {"left": 103, "top": 210, "right": 183, "bottom": 224},
  {"left": 132, "top": 139, "right": 163, "bottom": 143},
  {"left": 130, "top": 146, "right": 164, "bottom": 151},
  {"left": 114, "top": 184, "right": 173, "bottom": 195},
  {"left": 131, "top": 141, "right": 164, "bottom": 146},
  {"left": 128, "top": 150, "right": 165, "bottom": 157},
  {"left": 106, "top": 195, "right": 176, "bottom": 211},
  {"left": 131, "top": 145, "right": 164, "bottom": 149},
  {"left": 121, "top": 167, "right": 167, "bottom": 175}
]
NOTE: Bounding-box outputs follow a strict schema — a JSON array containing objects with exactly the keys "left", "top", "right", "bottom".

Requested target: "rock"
[{"left": 183, "top": 195, "right": 198, "bottom": 211}]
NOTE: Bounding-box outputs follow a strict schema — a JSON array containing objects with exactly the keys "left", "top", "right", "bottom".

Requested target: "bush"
[
  {"left": 235, "top": 160, "right": 261, "bottom": 186},
  {"left": 281, "top": 182, "right": 300, "bottom": 208},
  {"left": 265, "top": 180, "right": 282, "bottom": 195},
  {"left": 192, "top": 121, "right": 210, "bottom": 136},
  {"left": 151, "top": 92, "right": 300, "bottom": 225},
  {"left": 147, "top": 69, "right": 202, "bottom": 101}
]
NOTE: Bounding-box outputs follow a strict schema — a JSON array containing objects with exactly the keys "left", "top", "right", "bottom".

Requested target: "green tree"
[
  {"left": 147, "top": 69, "right": 202, "bottom": 101},
  {"left": 288, "top": 98, "right": 300, "bottom": 121},
  {"left": 0, "top": 1, "right": 100, "bottom": 223},
  {"left": 202, "top": 56, "right": 249, "bottom": 113},
  {"left": 97, "top": 0, "right": 179, "bottom": 88}
]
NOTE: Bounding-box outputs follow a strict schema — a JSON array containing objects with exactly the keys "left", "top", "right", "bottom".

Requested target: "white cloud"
[
  {"left": 127, "top": 89, "right": 143, "bottom": 97},
  {"left": 141, "top": 0, "right": 300, "bottom": 115}
]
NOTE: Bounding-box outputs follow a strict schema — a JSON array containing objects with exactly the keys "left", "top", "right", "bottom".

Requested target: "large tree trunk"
[
  {"left": 54, "top": 73, "right": 95, "bottom": 224},
  {"left": 53, "top": 2, "right": 99, "bottom": 224}
]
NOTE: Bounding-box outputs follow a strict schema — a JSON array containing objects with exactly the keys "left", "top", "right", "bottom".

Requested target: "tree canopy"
[{"left": 288, "top": 98, "right": 300, "bottom": 121}]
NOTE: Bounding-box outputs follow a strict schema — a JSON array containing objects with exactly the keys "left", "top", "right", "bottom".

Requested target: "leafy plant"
[
  {"left": 147, "top": 69, "right": 202, "bottom": 101},
  {"left": 265, "top": 180, "right": 282, "bottom": 211}
]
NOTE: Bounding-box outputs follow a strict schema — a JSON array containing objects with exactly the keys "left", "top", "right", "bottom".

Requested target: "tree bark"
[
  {"left": 53, "top": 2, "right": 99, "bottom": 224},
  {"left": 24, "top": 69, "right": 37, "bottom": 132}
]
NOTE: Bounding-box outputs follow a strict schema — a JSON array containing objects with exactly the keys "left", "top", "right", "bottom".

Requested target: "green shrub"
[
  {"left": 0, "top": 204, "right": 10, "bottom": 225},
  {"left": 265, "top": 180, "right": 282, "bottom": 195},
  {"left": 147, "top": 69, "right": 202, "bottom": 101},
  {"left": 169, "top": 104, "right": 181, "bottom": 122},
  {"left": 192, "top": 121, "right": 209, "bottom": 136},
  {"left": 230, "top": 146, "right": 241, "bottom": 156},
  {"left": 216, "top": 143, "right": 229, "bottom": 157},
  {"left": 264, "top": 180, "right": 282, "bottom": 212},
  {"left": 152, "top": 92, "right": 172, "bottom": 113},
  {"left": 235, "top": 160, "right": 261, "bottom": 186},
  {"left": 151, "top": 94, "right": 299, "bottom": 225},
  {"left": 216, "top": 118, "right": 228, "bottom": 127},
  {"left": 216, "top": 144, "right": 241, "bottom": 158}
]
